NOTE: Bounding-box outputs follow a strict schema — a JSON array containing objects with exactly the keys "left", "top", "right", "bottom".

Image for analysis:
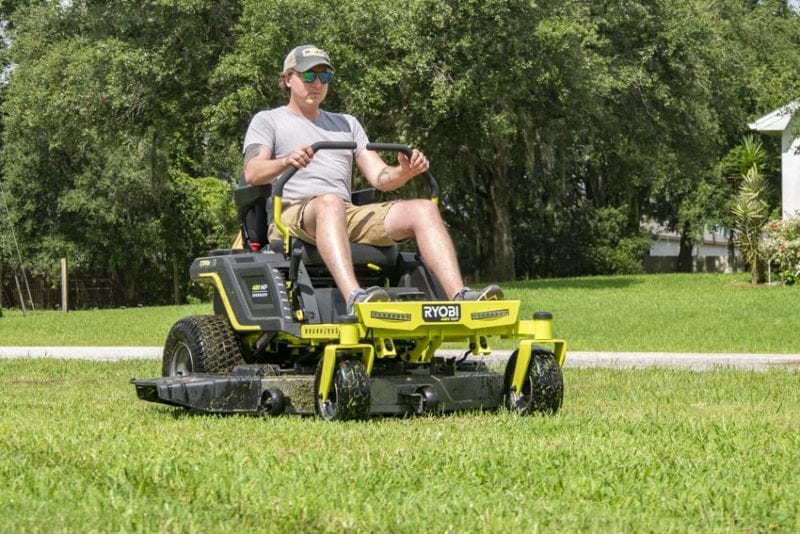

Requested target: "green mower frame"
[{"left": 132, "top": 142, "right": 567, "bottom": 420}]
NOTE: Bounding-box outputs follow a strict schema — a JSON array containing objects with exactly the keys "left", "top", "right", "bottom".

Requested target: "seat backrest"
[{"left": 234, "top": 173, "right": 271, "bottom": 251}]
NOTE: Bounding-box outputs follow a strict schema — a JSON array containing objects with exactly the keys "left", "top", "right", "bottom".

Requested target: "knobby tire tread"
[{"left": 162, "top": 315, "right": 243, "bottom": 376}]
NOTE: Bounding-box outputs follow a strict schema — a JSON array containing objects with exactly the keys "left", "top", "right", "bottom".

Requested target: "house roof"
[{"left": 748, "top": 100, "right": 799, "bottom": 134}]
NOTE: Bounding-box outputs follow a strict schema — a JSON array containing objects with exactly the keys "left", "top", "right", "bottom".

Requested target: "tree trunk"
[
  {"left": 172, "top": 258, "right": 181, "bottom": 305},
  {"left": 486, "top": 166, "right": 516, "bottom": 281},
  {"left": 677, "top": 229, "right": 694, "bottom": 273},
  {"left": 727, "top": 230, "right": 737, "bottom": 273}
]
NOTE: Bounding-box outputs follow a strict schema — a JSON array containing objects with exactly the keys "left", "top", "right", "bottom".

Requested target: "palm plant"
[
  {"left": 729, "top": 135, "right": 768, "bottom": 177},
  {"left": 732, "top": 164, "right": 770, "bottom": 285}
]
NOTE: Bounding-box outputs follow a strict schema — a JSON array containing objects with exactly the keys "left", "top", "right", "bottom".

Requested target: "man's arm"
[
  {"left": 243, "top": 144, "right": 315, "bottom": 185},
  {"left": 356, "top": 148, "right": 430, "bottom": 192}
]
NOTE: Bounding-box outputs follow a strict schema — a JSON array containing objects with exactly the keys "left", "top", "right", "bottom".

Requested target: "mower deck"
[{"left": 132, "top": 359, "right": 504, "bottom": 416}]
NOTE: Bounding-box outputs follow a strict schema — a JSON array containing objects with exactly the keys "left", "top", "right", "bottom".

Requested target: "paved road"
[{"left": 2, "top": 346, "right": 800, "bottom": 371}]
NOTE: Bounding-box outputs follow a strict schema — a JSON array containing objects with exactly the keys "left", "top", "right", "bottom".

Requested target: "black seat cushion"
[
  {"left": 236, "top": 180, "right": 398, "bottom": 269},
  {"left": 269, "top": 239, "right": 399, "bottom": 269}
]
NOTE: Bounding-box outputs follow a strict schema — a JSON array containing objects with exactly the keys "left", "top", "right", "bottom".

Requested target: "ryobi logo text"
[{"left": 422, "top": 304, "right": 461, "bottom": 322}]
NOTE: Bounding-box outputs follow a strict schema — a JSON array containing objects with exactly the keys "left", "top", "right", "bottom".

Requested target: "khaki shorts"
[{"left": 269, "top": 200, "right": 399, "bottom": 246}]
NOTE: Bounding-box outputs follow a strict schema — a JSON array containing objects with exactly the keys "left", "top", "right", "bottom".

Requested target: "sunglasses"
[{"left": 298, "top": 70, "right": 334, "bottom": 84}]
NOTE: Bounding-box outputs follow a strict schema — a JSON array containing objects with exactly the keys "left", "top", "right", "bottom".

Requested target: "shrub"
[
  {"left": 588, "top": 207, "right": 649, "bottom": 274},
  {"left": 762, "top": 216, "right": 800, "bottom": 284}
]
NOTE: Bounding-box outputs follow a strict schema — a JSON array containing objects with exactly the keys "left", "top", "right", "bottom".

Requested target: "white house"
[
  {"left": 643, "top": 222, "right": 738, "bottom": 273},
  {"left": 748, "top": 101, "right": 800, "bottom": 219}
]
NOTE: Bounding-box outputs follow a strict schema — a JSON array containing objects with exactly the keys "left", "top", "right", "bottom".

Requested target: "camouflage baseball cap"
[{"left": 282, "top": 45, "right": 334, "bottom": 73}]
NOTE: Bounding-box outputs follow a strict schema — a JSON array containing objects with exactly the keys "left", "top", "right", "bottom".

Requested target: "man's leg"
[
  {"left": 383, "top": 199, "right": 465, "bottom": 299},
  {"left": 301, "top": 194, "right": 360, "bottom": 298},
  {"left": 298, "top": 194, "right": 389, "bottom": 312}
]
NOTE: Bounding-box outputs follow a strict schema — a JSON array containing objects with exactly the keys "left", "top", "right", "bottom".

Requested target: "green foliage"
[
  {"left": 742, "top": 1, "right": 800, "bottom": 112},
  {"left": 733, "top": 165, "right": 770, "bottom": 285},
  {"left": 1, "top": 0, "right": 241, "bottom": 304},
  {"left": 763, "top": 216, "right": 800, "bottom": 284},
  {"left": 587, "top": 207, "right": 650, "bottom": 274},
  {"left": 164, "top": 174, "right": 238, "bottom": 301},
  {"left": 730, "top": 135, "right": 771, "bottom": 285},
  {"left": 3, "top": 360, "right": 800, "bottom": 531},
  {"left": 168, "top": 174, "right": 237, "bottom": 253},
  {"left": 511, "top": 198, "right": 648, "bottom": 278},
  {"left": 725, "top": 135, "right": 770, "bottom": 177},
  {"left": 2, "top": 0, "right": 800, "bottom": 303}
]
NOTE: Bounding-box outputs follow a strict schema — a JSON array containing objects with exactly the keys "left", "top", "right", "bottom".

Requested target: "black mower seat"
[
  {"left": 268, "top": 239, "right": 399, "bottom": 269},
  {"left": 234, "top": 181, "right": 399, "bottom": 271}
]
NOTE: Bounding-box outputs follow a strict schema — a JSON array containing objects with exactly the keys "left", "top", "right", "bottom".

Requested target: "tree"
[
  {"left": 1, "top": 0, "right": 241, "bottom": 305},
  {"left": 729, "top": 136, "right": 771, "bottom": 285},
  {"left": 2, "top": 0, "right": 799, "bottom": 308},
  {"left": 208, "top": 0, "right": 614, "bottom": 280}
]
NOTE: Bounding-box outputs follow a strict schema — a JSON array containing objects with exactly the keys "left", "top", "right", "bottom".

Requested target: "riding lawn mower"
[{"left": 131, "top": 143, "right": 566, "bottom": 420}]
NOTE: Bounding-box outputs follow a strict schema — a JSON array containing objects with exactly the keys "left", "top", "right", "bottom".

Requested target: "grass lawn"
[
  {"left": 512, "top": 272, "right": 800, "bottom": 353},
  {"left": 0, "top": 303, "right": 211, "bottom": 347},
  {"left": 2, "top": 359, "right": 799, "bottom": 531},
  {"left": 1, "top": 273, "right": 799, "bottom": 353},
  {"left": 3, "top": 274, "right": 799, "bottom": 530}
]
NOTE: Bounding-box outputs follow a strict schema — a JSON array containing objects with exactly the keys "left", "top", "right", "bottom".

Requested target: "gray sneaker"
[
  {"left": 347, "top": 286, "right": 390, "bottom": 314},
  {"left": 453, "top": 284, "right": 505, "bottom": 301}
]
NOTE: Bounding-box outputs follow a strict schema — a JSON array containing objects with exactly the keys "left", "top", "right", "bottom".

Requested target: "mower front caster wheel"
[
  {"left": 504, "top": 348, "right": 564, "bottom": 415},
  {"left": 414, "top": 386, "right": 440, "bottom": 415},
  {"left": 314, "top": 359, "right": 370, "bottom": 421},
  {"left": 259, "top": 387, "right": 286, "bottom": 416}
]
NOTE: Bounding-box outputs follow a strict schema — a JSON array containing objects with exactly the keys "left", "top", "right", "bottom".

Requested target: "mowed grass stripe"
[{"left": 1, "top": 359, "right": 799, "bottom": 531}]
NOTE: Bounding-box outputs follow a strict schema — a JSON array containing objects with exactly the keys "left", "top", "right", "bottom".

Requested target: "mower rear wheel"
[
  {"left": 162, "top": 315, "right": 244, "bottom": 377},
  {"left": 503, "top": 348, "right": 564, "bottom": 415},
  {"left": 314, "top": 358, "right": 370, "bottom": 421}
]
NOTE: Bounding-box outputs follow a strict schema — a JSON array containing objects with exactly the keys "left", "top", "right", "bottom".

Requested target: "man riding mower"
[{"left": 131, "top": 142, "right": 566, "bottom": 420}]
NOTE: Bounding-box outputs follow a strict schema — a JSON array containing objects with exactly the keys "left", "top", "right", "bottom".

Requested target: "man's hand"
[
  {"left": 357, "top": 146, "right": 431, "bottom": 191},
  {"left": 244, "top": 144, "right": 315, "bottom": 185},
  {"left": 283, "top": 145, "right": 314, "bottom": 169},
  {"left": 397, "top": 149, "right": 430, "bottom": 178}
]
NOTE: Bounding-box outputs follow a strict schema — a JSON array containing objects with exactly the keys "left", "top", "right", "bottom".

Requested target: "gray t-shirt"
[{"left": 243, "top": 106, "right": 370, "bottom": 202}]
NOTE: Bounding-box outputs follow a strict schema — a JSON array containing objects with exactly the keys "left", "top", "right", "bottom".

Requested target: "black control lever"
[{"left": 288, "top": 248, "right": 302, "bottom": 284}]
